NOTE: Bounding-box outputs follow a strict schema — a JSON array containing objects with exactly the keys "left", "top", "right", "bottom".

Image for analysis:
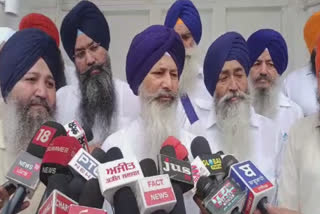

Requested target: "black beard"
[
  {"left": 77, "top": 59, "right": 116, "bottom": 137},
  {"left": 311, "top": 49, "right": 316, "bottom": 75}
]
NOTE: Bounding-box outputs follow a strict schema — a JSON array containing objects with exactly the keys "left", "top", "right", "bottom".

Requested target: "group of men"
[{"left": 0, "top": 0, "right": 319, "bottom": 213}]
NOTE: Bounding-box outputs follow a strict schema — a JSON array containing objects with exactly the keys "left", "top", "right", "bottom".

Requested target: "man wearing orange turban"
[{"left": 282, "top": 11, "right": 320, "bottom": 116}]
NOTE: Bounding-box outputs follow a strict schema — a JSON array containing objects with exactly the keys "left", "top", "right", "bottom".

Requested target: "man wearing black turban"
[
  {"left": 57, "top": 1, "right": 139, "bottom": 146},
  {"left": 0, "top": 28, "right": 66, "bottom": 213}
]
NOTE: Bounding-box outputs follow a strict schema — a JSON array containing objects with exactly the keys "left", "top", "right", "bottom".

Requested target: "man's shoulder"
[
  {"left": 279, "top": 93, "right": 303, "bottom": 116},
  {"left": 291, "top": 113, "right": 318, "bottom": 133},
  {"left": 56, "top": 84, "right": 78, "bottom": 96}
]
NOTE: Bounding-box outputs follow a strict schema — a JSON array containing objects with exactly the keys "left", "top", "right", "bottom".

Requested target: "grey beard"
[
  {"left": 78, "top": 56, "right": 116, "bottom": 143},
  {"left": 139, "top": 85, "right": 179, "bottom": 156},
  {"left": 2, "top": 99, "right": 55, "bottom": 154},
  {"left": 250, "top": 79, "right": 280, "bottom": 119},
  {"left": 215, "top": 91, "right": 252, "bottom": 161}
]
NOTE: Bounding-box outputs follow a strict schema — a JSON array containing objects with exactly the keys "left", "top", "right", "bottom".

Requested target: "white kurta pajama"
[
  {"left": 56, "top": 78, "right": 140, "bottom": 145},
  {"left": 278, "top": 114, "right": 320, "bottom": 213}
]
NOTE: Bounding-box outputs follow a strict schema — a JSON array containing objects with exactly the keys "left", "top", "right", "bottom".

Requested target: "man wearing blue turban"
[
  {"left": 165, "top": 0, "right": 211, "bottom": 126},
  {"left": 0, "top": 28, "right": 66, "bottom": 213},
  {"left": 184, "top": 32, "right": 283, "bottom": 210},
  {"left": 57, "top": 1, "right": 139, "bottom": 146},
  {"left": 247, "top": 29, "right": 303, "bottom": 136},
  {"left": 102, "top": 24, "right": 196, "bottom": 213}
]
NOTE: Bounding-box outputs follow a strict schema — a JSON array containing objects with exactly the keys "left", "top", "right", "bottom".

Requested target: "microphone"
[
  {"left": 158, "top": 145, "right": 194, "bottom": 193},
  {"left": 38, "top": 189, "right": 78, "bottom": 214},
  {"left": 40, "top": 136, "right": 82, "bottom": 185},
  {"left": 68, "top": 204, "right": 107, "bottom": 214},
  {"left": 195, "top": 176, "right": 246, "bottom": 214},
  {"left": 135, "top": 159, "right": 177, "bottom": 214},
  {"left": 64, "top": 120, "right": 93, "bottom": 151},
  {"left": 97, "top": 147, "right": 143, "bottom": 205},
  {"left": 78, "top": 178, "right": 104, "bottom": 209},
  {"left": 161, "top": 136, "right": 188, "bottom": 161},
  {"left": 113, "top": 186, "right": 139, "bottom": 214},
  {"left": 27, "top": 121, "right": 67, "bottom": 159},
  {"left": 227, "top": 159, "right": 275, "bottom": 214}
]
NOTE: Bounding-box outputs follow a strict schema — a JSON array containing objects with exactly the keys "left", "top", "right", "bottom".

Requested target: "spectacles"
[{"left": 73, "top": 42, "right": 101, "bottom": 60}]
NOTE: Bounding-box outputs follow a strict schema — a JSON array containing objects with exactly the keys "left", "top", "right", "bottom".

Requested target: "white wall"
[{"left": 1, "top": 0, "right": 320, "bottom": 81}]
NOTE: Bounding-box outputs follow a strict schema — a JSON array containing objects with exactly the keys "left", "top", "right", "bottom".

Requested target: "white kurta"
[
  {"left": 0, "top": 121, "right": 45, "bottom": 214},
  {"left": 267, "top": 92, "right": 303, "bottom": 135},
  {"left": 278, "top": 114, "right": 320, "bottom": 213},
  {"left": 56, "top": 78, "right": 140, "bottom": 145},
  {"left": 282, "top": 65, "right": 319, "bottom": 116}
]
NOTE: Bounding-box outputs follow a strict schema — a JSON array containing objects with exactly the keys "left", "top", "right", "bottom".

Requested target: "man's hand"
[
  {"left": 0, "top": 186, "right": 30, "bottom": 212},
  {"left": 253, "top": 205, "right": 300, "bottom": 214}
]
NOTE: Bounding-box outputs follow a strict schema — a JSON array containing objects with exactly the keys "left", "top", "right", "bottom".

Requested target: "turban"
[
  {"left": 247, "top": 29, "right": 288, "bottom": 75},
  {"left": 60, "top": 1, "right": 110, "bottom": 61},
  {"left": 19, "top": 13, "right": 60, "bottom": 47},
  {"left": 304, "top": 11, "right": 320, "bottom": 54},
  {"left": 0, "top": 27, "right": 15, "bottom": 45},
  {"left": 316, "top": 41, "right": 320, "bottom": 78},
  {"left": 164, "top": 0, "right": 202, "bottom": 45},
  {"left": 0, "top": 28, "right": 66, "bottom": 100},
  {"left": 203, "top": 32, "right": 250, "bottom": 96},
  {"left": 126, "top": 25, "right": 185, "bottom": 95}
]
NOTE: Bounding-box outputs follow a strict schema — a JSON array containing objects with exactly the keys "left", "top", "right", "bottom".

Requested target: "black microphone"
[
  {"left": 78, "top": 178, "right": 104, "bottom": 209},
  {"left": 113, "top": 186, "right": 139, "bottom": 214},
  {"left": 190, "top": 136, "right": 212, "bottom": 158}
]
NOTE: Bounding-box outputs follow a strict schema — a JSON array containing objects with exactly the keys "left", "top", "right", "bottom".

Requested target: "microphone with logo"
[
  {"left": 64, "top": 120, "right": 93, "bottom": 152},
  {"left": 135, "top": 158, "right": 176, "bottom": 214},
  {"left": 97, "top": 147, "right": 144, "bottom": 206},
  {"left": 225, "top": 156, "right": 275, "bottom": 214},
  {"left": 161, "top": 136, "right": 189, "bottom": 161},
  {"left": 195, "top": 175, "right": 246, "bottom": 214}
]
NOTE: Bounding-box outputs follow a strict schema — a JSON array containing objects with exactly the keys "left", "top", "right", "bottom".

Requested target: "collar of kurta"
[
  {"left": 278, "top": 92, "right": 292, "bottom": 108},
  {"left": 194, "top": 99, "right": 259, "bottom": 129}
]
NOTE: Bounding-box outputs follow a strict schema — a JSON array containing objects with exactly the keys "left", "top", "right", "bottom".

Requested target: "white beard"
[
  {"left": 215, "top": 91, "right": 252, "bottom": 161},
  {"left": 250, "top": 78, "right": 280, "bottom": 119},
  {"left": 139, "top": 86, "right": 179, "bottom": 157},
  {"left": 1, "top": 99, "right": 54, "bottom": 154},
  {"left": 179, "top": 45, "right": 202, "bottom": 96}
]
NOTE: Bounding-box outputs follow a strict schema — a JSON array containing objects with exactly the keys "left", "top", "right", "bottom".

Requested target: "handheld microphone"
[
  {"left": 27, "top": 121, "right": 67, "bottom": 159},
  {"left": 161, "top": 136, "right": 188, "bottom": 161},
  {"left": 135, "top": 159, "right": 176, "bottom": 214},
  {"left": 78, "top": 178, "right": 104, "bottom": 209},
  {"left": 64, "top": 120, "right": 92, "bottom": 151},
  {"left": 158, "top": 146, "right": 193, "bottom": 193},
  {"left": 68, "top": 204, "right": 107, "bottom": 214},
  {"left": 40, "top": 136, "right": 82, "bottom": 185},
  {"left": 228, "top": 159, "right": 275, "bottom": 214},
  {"left": 38, "top": 189, "right": 78, "bottom": 214},
  {"left": 113, "top": 186, "right": 139, "bottom": 214},
  {"left": 195, "top": 176, "right": 246, "bottom": 214},
  {"left": 97, "top": 147, "right": 143, "bottom": 205}
]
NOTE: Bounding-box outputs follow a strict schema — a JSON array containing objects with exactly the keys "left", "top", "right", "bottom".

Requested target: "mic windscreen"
[
  {"left": 162, "top": 136, "right": 188, "bottom": 160},
  {"left": 40, "top": 136, "right": 82, "bottom": 185},
  {"left": 44, "top": 174, "right": 72, "bottom": 199},
  {"left": 222, "top": 155, "right": 239, "bottom": 175},
  {"left": 78, "top": 178, "right": 104, "bottom": 208},
  {"left": 113, "top": 186, "right": 139, "bottom": 214},
  {"left": 27, "top": 121, "right": 67, "bottom": 158},
  {"left": 91, "top": 147, "right": 108, "bottom": 163},
  {"left": 82, "top": 124, "right": 93, "bottom": 142},
  {"left": 139, "top": 158, "right": 158, "bottom": 177},
  {"left": 67, "top": 176, "right": 86, "bottom": 202},
  {"left": 190, "top": 136, "right": 211, "bottom": 158},
  {"left": 160, "top": 145, "right": 176, "bottom": 158},
  {"left": 105, "top": 147, "right": 123, "bottom": 162}
]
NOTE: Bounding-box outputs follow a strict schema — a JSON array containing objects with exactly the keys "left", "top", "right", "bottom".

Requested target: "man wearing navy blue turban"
[
  {"left": 57, "top": 1, "right": 139, "bottom": 146},
  {"left": 165, "top": 0, "right": 211, "bottom": 127},
  {"left": 247, "top": 29, "right": 303, "bottom": 136},
  {"left": 0, "top": 28, "right": 65, "bottom": 213},
  {"left": 184, "top": 32, "right": 283, "bottom": 211},
  {"left": 101, "top": 24, "right": 196, "bottom": 213}
]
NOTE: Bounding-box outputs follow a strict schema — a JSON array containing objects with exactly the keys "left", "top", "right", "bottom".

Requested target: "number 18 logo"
[{"left": 32, "top": 126, "right": 57, "bottom": 147}]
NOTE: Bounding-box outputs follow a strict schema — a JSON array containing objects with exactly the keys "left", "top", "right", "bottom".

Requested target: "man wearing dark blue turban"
[
  {"left": 0, "top": 28, "right": 65, "bottom": 213},
  {"left": 184, "top": 33, "right": 283, "bottom": 211},
  {"left": 102, "top": 24, "right": 196, "bottom": 213},
  {"left": 247, "top": 29, "right": 303, "bottom": 136},
  {"left": 165, "top": 0, "right": 211, "bottom": 127},
  {"left": 57, "top": 1, "right": 139, "bottom": 146}
]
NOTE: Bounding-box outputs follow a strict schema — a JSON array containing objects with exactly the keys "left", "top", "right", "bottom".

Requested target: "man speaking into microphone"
[
  {"left": 0, "top": 29, "right": 66, "bottom": 213},
  {"left": 102, "top": 25, "right": 195, "bottom": 162}
]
